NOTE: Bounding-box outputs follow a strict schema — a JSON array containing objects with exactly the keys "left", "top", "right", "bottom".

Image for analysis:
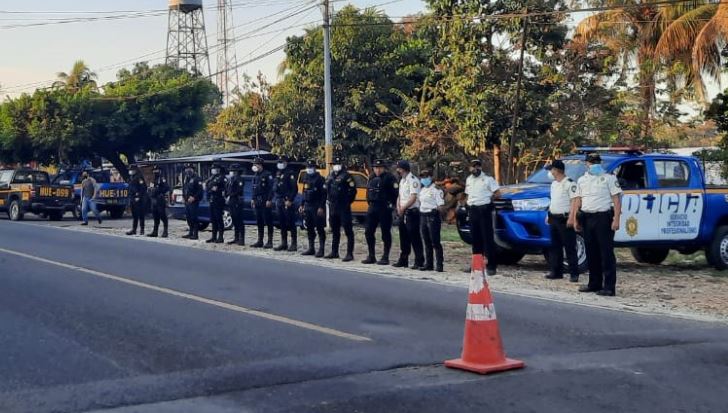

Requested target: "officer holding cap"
[
  {"left": 181, "top": 163, "right": 203, "bottom": 240},
  {"left": 126, "top": 164, "right": 147, "bottom": 236},
  {"left": 362, "top": 159, "right": 399, "bottom": 265},
  {"left": 251, "top": 157, "right": 274, "bottom": 248},
  {"left": 273, "top": 156, "right": 299, "bottom": 252},
  {"left": 205, "top": 162, "right": 227, "bottom": 244},
  {"left": 574, "top": 152, "right": 623, "bottom": 296},
  {"left": 394, "top": 160, "right": 425, "bottom": 269},
  {"left": 464, "top": 159, "right": 500, "bottom": 275},
  {"left": 545, "top": 160, "right": 579, "bottom": 282},
  {"left": 147, "top": 167, "right": 170, "bottom": 238},
  {"left": 324, "top": 157, "right": 357, "bottom": 261},
  {"left": 226, "top": 163, "right": 246, "bottom": 246},
  {"left": 300, "top": 160, "right": 326, "bottom": 257}
]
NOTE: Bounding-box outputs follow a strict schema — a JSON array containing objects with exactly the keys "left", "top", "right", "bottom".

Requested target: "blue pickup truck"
[
  {"left": 53, "top": 168, "right": 129, "bottom": 219},
  {"left": 457, "top": 148, "right": 728, "bottom": 271}
]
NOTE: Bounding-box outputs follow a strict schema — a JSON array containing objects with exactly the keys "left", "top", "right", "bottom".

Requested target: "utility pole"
[
  {"left": 322, "top": 0, "right": 334, "bottom": 167},
  {"left": 216, "top": 0, "right": 239, "bottom": 107},
  {"left": 506, "top": 10, "right": 529, "bottom": 185}
]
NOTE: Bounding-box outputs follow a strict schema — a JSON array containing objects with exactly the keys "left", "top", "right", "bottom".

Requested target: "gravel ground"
[{"left": 41, "top": 215, "right": 728, "bottom": 323}]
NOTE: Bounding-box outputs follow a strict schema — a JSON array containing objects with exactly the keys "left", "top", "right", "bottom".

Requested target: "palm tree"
[
  {"left": 574, "top": 0, "right": 727, "bottom": 139},
  {"left": 53, "top": 60, "right": 97, "bottom": 92}
]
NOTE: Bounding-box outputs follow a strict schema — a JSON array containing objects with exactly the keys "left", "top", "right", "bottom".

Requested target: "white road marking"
[{"left": 0, "top": 246, "right": 372, "bottom": 342}]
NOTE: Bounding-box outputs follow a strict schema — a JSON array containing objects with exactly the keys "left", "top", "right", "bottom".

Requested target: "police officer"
[
  {"left": 226, "top": 163, "right": 246, "bottom": 246},
  {"left": 182, "top": 163, "right": 203, "bottom": 240},
  {"left": 465, "top": 159, "right": 500, "bottom": 275},
  {"left": 126, "top": 164, "right": 147, "bottom": 236},
  {"left": 300, "top": 160, "right": 326, "bottom": 257},
  {"left": 251, "top": 157, "right": 274, "bottom": 249},
  {"left": 544, "top": 160, "right": 579, "bottom": 282},
  {"left": 394, "top": 160, "right": 425, "bottom": 269},
  {"left": 362, "top": 159, "right": 399, "bottom": 265},
  {"left": 273, "top": 156, "right": 299, "bottom": 252},
  {"left": 146, "top": 167, "right": 170, "bottom": 238},
  {"left": 419, "top": 169, "right": 445, "bottom": 272},
  {"left": 574, "top": 153, "right": 623, "bottom": 296},
  {"left": 324, "top": 157, "right": 357, "bottom": 261},
  {"left": 205, "top": 162, "right": 227, "bottom": 244}
]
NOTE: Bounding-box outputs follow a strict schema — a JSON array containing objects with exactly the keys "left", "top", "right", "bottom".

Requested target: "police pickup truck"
[
  {"left": 53, "top": 168, "right": 129, "bottom": 219},
  {"left": 457, "top": 148, "right": 728, "bottom": 271},
  {"left": 0, "top": 168, "right": 74, "bottom": 221}
]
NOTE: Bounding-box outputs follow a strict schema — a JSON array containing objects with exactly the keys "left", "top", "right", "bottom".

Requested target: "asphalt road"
[{"left": 0, "top": 217, "right": 727, "bottom": 413}]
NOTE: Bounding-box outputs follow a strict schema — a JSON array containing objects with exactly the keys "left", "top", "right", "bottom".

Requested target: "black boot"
[
  {"left": 161, "top": 227, "right": 168, "bottom": 238},
  {"left": 392, "top": 256, "right": 408, "bottom": 268},
  {"left": 190, "top": 227, "right": 199, "bottom": 240},
  {"left": 126, "top": 228, "right": 136, "bottom": 236},
  {"left": 287, "top": 231, "right": 298, "bottom": 252},
  {"left": 378, "top": 246, "right": 390, "bottom": 266},
  {"left": 274, "top": 231, "right": 288, "bottom": 251},
  {"left": 182, "top": 226, "right": 192, "bottom": 239},
  {"left": 342, "top": 238, "right": 354, "bottom": 262},
  {"left": 206, "top": 230, "right": 217, "bottom": 243},
  {"left": 252, "top": 231, "right": 264, "bottom": 248},
  {"left": 147, "top": 231, "right": 158, "bottom": 238},
  {"left": 228, "top": 231, "right": 240, "bottom": 245},
  {"left": 315, "top": 238, "right": 325, "bottom": 258},
  {"left": 139, "top": 227, "right": 145, "bottom": 236},
  {"left": 302, "top": 236, "right": 316, "bottom": 256},
  {"left": 324, "top": 249, "right": 339, "bottom": 259},
  {"left": 237, "top": 230, "right": 245, "bottom": 246},
  {"left": 264, "top": 230, "right": 273, "bottom": 249},
  {"left": 216, "top": 231, "right": 224, "bottom": 244},
  {"left": 361, "top": 255, "right": 376, "bottom": 264}
]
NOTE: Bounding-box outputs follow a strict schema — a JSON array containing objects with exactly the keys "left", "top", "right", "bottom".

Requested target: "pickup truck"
[
  {"left": 457, "top": 148, "right": 728, "bottom": 271},
  {"left": 53, "top": 168, "right": 129, "bottom": 219},
  {"left": 0, "top": 168, "right": 75, "bottom": 221}
]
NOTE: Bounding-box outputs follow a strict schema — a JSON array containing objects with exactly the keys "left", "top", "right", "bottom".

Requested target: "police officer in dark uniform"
[
  {"left": 300, "top": 160, "right": 326, "bottom": 257},
  {"left": 205, "top": 162, "right": 227, "bottom": 244},
  {"left": 146, "top": 167, "right": 170, "bottom": 238},
  {"left": 362, "top": 159, "right": 399, "bottom": 265},
  {"left": 182, "top": 163, "right": 203, "bottom": 240},
  {"left": 273, "top": 156, "right": 299, "bottom": 252},
  {"left": 226, "top": 163, "right": 246, "bottom": 246},
  {"left": 251, "top": 157, "right": 274, "bottom": 248},
  {"left": 324, "top": 157, "right": 357, "bottom": 261},
  {"left": 126, "top": 164, "right": 147, "bottom": 236}
]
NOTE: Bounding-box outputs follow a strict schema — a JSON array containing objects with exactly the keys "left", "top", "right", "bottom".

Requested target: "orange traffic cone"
[{"left": 445, "top": 254, "right": 525, "bottom": 374}]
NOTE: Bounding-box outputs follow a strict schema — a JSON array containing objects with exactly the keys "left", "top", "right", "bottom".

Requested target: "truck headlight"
[{"left": 511, "top": 198, "right": 550, "bottom": 211}]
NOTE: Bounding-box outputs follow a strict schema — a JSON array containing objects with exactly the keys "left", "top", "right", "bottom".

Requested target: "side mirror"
[{"left": 0, "top": 182, "right": 9, "bottom": 190}]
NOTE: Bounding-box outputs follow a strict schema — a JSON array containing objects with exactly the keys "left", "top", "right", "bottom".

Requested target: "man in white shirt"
[
  {"left": 464, "top": 159, "right": 501, "bottom": 275},
  {"left": 544, "top": 160, "right": 579, "bottom": 282},
  {"left": 393, "top": 160, "right": 425, "bottom": 269},
  {"left": 418, "top": 169, "right": 445, "bottom": 272},
  {"left": 574, "top": 153, "right": 623, "bottom": 296}
]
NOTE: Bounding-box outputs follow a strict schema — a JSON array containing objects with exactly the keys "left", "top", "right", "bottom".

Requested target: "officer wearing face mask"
[
  {"left": 299, "top": 160, "right": 326, "bottom": 257},
  {"left": 464, "top": 159, "right": 500, "bottom": 276},
  {"left": 205, "top": 162, "right": 227, "bottom": 244},
  {"left": 574, "top": 153, "right": 623, "bottom": 297},
  {"left": 544, "top": 160, "right": 579, "bottom": 282},
  {"left": 182, "top": 163, "right": 203, "bottom": 240},
  {"left": 226, "top": 163, "right": 246, "bottom": 246},
  {"left": 418, "top": 169, "right": 445, "bottom": 272},
  {"left": 251, "top": 158, "right": 275, "bottom": 248},
  {"left": 273, "top": 156, "right": 299, "bottom": 252},
  {"left": 393, "top": 160, "right": 425, "bottom": 270},
  {"left": 324, "top": 157, "right": 357, "bottom": 261},
  {"left": 147, "top": 167, "right": 170, "bottom": 238},
  {"left": 362, "top": 159, "right": 399, "bottom": 265},
  {"left": 126, "top": 164, "right": 147, "bottom": 236}
]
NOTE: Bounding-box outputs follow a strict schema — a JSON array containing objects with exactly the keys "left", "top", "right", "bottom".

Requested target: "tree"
[{"left": 53, "top": 60, "right": 98, "bottom": 92}]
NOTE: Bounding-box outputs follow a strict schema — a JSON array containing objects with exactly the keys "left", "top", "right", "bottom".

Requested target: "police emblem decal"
[{"left": 626, "top": 216, "right": 638, "bottom": 237}]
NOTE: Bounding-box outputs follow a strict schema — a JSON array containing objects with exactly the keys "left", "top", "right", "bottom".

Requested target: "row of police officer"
[{"left": 124, "top": 164, "right": 170, "bottom": 238}]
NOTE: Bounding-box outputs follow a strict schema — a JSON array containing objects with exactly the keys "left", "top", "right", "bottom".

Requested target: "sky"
[{"left": 0, "top": 0, "right": 427, "bottom": 97}]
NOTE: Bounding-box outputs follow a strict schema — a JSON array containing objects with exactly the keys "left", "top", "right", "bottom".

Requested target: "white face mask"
[
  {"left": 332, "top": 165, "right": 342, "bottom": 173},
  {"left": 306, "top": 167, "right": 315, "bottom": 175},
  {"left": 252, "top": 165, "right": 261, "bottom": 173},
  {"left": 547, "top": 171, "right": 555, "bottom": 181},
  {"left": 277, "top": 163, "right": 286, "bottom": 170},
  {"left": 227, "top": 172, "right": 235, "bottom": 178},
  {"left": 211, "top": 169, "right": 220, "bottom": 176}
]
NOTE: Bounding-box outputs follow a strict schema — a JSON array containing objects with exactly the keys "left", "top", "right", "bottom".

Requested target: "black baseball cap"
[
  {"left": 373, "top": 159, "right": 387, "bottom": 167},
  {"left": 545, "top": 160, "right": 565, "bottom": 171},
  {"left": 306, "top": 159, "right": 318, "bottom": 168},
  {"left": 585, "top": 153, "right": 602, "bottom": 164},
  {"left": 396, "top": 160, "right": 411, "bottom": 171},
  {"left": 470, "top": 159, "right": 482, "bottom": 166},
  {"left": 252, "top": 157, "right": 264, "bottom": 165}
]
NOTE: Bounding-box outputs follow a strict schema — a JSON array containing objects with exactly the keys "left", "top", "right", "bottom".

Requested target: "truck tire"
[
  {"left": 542, "top": 234, "right": 588, "bottom": 274},
  {"left": 630, "top": 247, "right": 670, "bottom": 265},
  {"left": 48, "top": 211, "right": 64, "bottom": 221},
  {"left": 223, "top": 209, "right": 233, "bottom": 230},
  {"left": 706, "top": 226, "right": 728, "bottom": 270},
  {"left": 109, "top": 207, "right": 125, "bottom": 219},
  {"left": 496, "top": 247, "right": 526, "bottom": 265},
  {"left": 8, "top": 200, "right": 23, "bottom": 221}
]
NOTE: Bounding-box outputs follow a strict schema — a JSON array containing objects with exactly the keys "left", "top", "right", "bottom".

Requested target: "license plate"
[
  {"left": 98, "top": 189, "right": 129, "bottom": 199},
  {"left": 39, "top": 186, "right": 72, "bottom": 198}
]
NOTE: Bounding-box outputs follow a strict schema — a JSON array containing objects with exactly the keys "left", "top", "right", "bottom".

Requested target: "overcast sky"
[{"left": 0, "top": 0, "right": 426, "bottom": 97}]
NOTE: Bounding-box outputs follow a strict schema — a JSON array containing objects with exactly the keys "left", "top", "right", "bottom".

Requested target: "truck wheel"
[
  {"left": 496, "top": 247, "right": 526, "bottom": 265},
  {"left": 197, "top": 222, "right": 209, "bottom": 231},
  {"left": 48, "top": 211, "right": 64, "bottom": 221},
  {"left": 8, "top": 200, "right": 23, "bottom": 221},
  {"left": 630, "top": 247, "right": 670, "bottom": 265},
  {"left": 109, "top": 207, "right": 125, "bottom": 219},
  {"left": 706, "top": 226, "right": 728, "bottom": 270},
  {"left": 542, "top": 234, "right": 588, "bottom": 274},
  {"left": 223, "top": 209, "right": 233, "bottom": 230}
]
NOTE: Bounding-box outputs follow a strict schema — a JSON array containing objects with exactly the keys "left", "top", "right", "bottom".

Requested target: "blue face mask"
[
  {"left": 421, "top": 177, "right": 432, "bottom": 187},
  {"left": 589, "top": 164, "right": 604, "bottom": 175}
]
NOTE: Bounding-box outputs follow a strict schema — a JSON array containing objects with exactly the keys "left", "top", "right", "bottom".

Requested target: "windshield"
[{"left": 527, "top": 159, "right": 608, "bottom": 184}]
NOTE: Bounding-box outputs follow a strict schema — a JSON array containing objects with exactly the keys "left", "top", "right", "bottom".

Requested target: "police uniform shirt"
[
  {"left": 549, "top": 177, "right": 577, "bottom": 215},
  {"left": 465, "top": 174, "right": 500, "bottom": 206},
  {"left": 419, "top": 185, "right": 444, "bottom": 214},
  {"left": 398, "top": 172, "right": 421, "bottom": 210},
  {"left": 576, "top": 173, "right": 622, "bottom": 213}
]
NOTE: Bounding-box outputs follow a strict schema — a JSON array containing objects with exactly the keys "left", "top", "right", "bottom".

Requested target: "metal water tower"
[{"left": 166, "top": 0, "right": 211, "bottom": 76}]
